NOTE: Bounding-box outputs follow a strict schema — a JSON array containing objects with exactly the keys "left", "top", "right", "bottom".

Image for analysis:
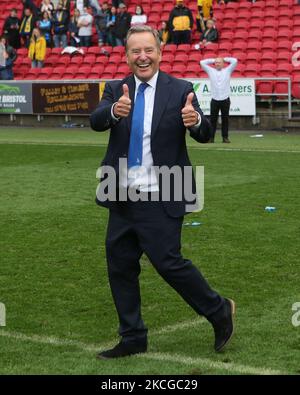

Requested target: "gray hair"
[{"left": 125, "top": 25, "right": 161, "bottom": 52}]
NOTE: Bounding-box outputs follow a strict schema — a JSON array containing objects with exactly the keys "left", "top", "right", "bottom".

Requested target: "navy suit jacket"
[{"left": 90, "top": 71, "right": 211, "bottom": 217}]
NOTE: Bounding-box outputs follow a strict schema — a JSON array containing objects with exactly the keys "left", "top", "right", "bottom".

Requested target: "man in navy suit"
[{"left": 90, "top": 25, "right": 235, "bottom": 359}]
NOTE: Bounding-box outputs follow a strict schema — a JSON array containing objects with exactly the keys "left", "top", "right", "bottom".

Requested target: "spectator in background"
[
  {"left": 53, "top": 2, "right": 69, "bottom": 48},
  {"left": 198, "top": 0, "right": 213, "bottom": 20},
  {"left": 59, "top": 0, "right": 71, "bottom": 12},
  {"left": 114, "top": 3, "right": 131, "bottom": 46},
  {"left": 38, "top": 11, "right": 53, "bottom": 47},
  {"left": 196, "top": 0, "right": 213, "bottom": 33},
  {"left": 0, "top": 35, "right": 17, "bottom": 80},
  {"left": 3, "top": 9, "right": 21, "bottom": 49},
  {"left": 22, "top": 0, "right": 40, "bottom": 17},
  {"left": 130, "top": 5, "right": 147, "bottom": 26},
  {"left": 28, "top": 27, "right": 46, "bottom": 68},
  {"left": 40, "top": 0, "right": 55, "bottom": 18},
  {"left": 78, "top": 7, "right": 93, "bottom": 47},
  {"left": 168, "top": 0, "right": 194, "bottom": 45},
  {"left": 200, "top": 57, "right": 237, "bottom": 143},
  {"left": 20, "top": 8, "right": 36, "bottom": 48},
  {"left": 94, "top": 3, "right": 110, "bottom": 46},
  {"left": 199, "top": 19, "right": 218, "bottom": 46},
  {"left": 69, "top": 8, "right": 81, "bottom": 47},
  {"left": 112, "top": 0, "right": 121, "bottom": 7},
  {"left": 106, "top": 6, "right": 118, "bottom": 47},
  {"left": 158, "top": 21, "right": 170, "bottom": 45}
]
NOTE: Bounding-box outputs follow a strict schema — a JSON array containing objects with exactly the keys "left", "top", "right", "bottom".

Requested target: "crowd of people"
[{"left": 0, "top": 0, "right": 221, "bottom": 77}]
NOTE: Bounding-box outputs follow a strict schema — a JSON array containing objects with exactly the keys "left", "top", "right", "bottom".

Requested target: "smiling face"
[{"left": 126, "top": 31, "right": 161, "bottom": 82}]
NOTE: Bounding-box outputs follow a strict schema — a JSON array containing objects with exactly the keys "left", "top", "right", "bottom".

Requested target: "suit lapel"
[
  {"left": 125, "top": 75, "right": 136, "bottom": 134},
  {"left": 151, "top": 71, "right": 172, "bottom": 139}
]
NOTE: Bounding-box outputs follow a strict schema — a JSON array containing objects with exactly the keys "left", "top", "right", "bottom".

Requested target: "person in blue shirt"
[{"left": 38, "top": 11, "right": 52, "bottom": 47}]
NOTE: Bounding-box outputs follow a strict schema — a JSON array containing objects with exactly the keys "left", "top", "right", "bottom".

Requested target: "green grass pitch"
[{"left": 0, "top": 127, "right": 300, "bottom": 375}]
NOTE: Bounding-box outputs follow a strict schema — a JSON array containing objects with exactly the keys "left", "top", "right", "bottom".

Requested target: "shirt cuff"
[
  {"left": 194, "top": 112, "right": 202, "bottom": 128},
  {"left": 111, "top": 103, "right": 120, "bottom": 121}
]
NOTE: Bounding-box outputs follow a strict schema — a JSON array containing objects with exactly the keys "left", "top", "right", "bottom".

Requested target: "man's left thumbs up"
[{"left": 181, "top": 92, "right": 199, "bottom": 128}]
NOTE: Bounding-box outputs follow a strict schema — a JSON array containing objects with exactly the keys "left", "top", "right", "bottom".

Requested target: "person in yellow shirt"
[
  {"left": 28, "top": 28, "right": 46, "bottom": 68},
  {"left": 168, "top": 0, "right": 194, "bottom": 44},
  {"left": 198, "top": 0, "right": 213, "bottom": 19},
  {"left": 196, "top": 0, "right": 213, "bottom": 33}
]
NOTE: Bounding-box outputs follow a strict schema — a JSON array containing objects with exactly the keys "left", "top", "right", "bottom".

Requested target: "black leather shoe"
[
  {"left": 211, "top": 298, "right": 235, "bottom": 352},
  {"left": 96, "top": 340, "right": 147, "bottom": 359},
  {"left": 223, "top": 137, "right": 231, "bottom": 143}
]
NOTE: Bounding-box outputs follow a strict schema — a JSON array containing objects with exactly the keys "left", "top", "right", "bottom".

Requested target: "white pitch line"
[
  {"left": 0, "top": 329, "right": 107, "bottom": 353},
  {"left": 140, "top": 352, "right": 284, "bottom": 376},
  {"left": 151, "top": 318, "right": 205, "bottom": 336},
  {"left": 0, "top": 319, "right": 204, "bottom": 352},
  {"left": 0, "top": 325, "right": 285, "bottom": 375}
]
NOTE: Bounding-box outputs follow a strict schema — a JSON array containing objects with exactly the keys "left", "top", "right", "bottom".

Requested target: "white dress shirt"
[
  {"left": 114, "top": 71, "right": 160, "bottom": 192},
  {"left": 112, "top": 71, "right": 201, "bottom": 192},
  {"left": 200, "top": 57, "right": 237, "bottom": 101}
]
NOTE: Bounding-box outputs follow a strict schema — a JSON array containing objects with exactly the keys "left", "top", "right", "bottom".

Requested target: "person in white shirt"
[
  {"left": 200, "top": 57, "right": 237, "bottom": 143},
  {"left": 77, "top": 6, "right": 93, "bottom": 47},
  {"left": 130, "top": 5, "right": 147, "bottom": 26}
]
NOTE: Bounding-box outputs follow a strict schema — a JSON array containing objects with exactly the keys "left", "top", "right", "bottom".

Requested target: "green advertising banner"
[
  {"left": 0, "top": 83, "right": 32, "bottom": 114},
  {"left": 190, "top": 78, "right": 256, "bottom": 116}
]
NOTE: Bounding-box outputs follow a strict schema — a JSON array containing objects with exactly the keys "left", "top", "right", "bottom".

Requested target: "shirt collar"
[{"left": 134, "top": 71, "right": 159, "bottom": 91}]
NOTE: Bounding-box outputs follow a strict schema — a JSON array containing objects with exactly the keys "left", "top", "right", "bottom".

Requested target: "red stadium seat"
[
  {"left": 276, "top": 64, "right": 293, "bottom": 75},
  {"left": 177, "top": 44, "right": 191, "bottom": 53},
  {"left": 172, "top": 64, "right": 186, "bottom": 74},
  {"left": 237, "top": 11, "right": 251, "bottom": 21},
  {"left": 246, "top": 52, "right": 262, "bottom": 65},
  {"left": 69, "top": 56, "right": 84, "bottom": 66},
  {"left": 232, "top": 40, "right": 247, "bottom": 51},
  {"left": 163, "top": 44, "right": 177, "bottom": 54},
  {"left": 261, "top": 52, "right": 277, "bottom": 65},
  {"left": 277, "top": 28, "right": 293, "bottom": 40},
  {"left": 238, "top": 2, "right": 252, "bottom": 11},
  {"left": 264, "top": 19, "right": 279, "bottom": 29},
  {"left": 261, "top": 40, "right": 277, "bottom": 51},
  {"left": 264, "top": 10, "right": 279, "bottom": 19},
  {"left": 248, "top": 28, "right": 263, "bottom": 40},
  {"left": 233, "top": 30, "right": 249, "bottom": 41},
  {"left": 92, "top": 65, "right": 105, "bottom": 75},
  {"left": 279, "top": 9, "right": 294, "bottom": 18},
  {"left": 174, "top": 54, "right": 189, "bottom": 65},
  {"left": 117, "top": 65, "right": 131, "bottom": 76},
  {"left": 220, "top": 32, "right": 234, "bottom": 41},
  {"left": 262, "top": 29, "right": 278, "bottom": 40},
  {"left": 82, "top": 55, "right": 96, "bottom": 65},
  {"left": 277, "top": 52, "right": 292, "bottom": 65},
  {"left": 232, "top": 64, "right": 245, "bottom": 77},
  {"left": 244, "top": 64, "right": 261, "bottom": 77},
  {"left": 251, "top": 2, "right": 265, "bottom": 11},
  {"left": 160, "top": 64, "right": 172, "bottom": 74},
  {"left": 260, "top": 63, "right": 277, "bottom": 76},
  {"left": 162, "top": 54, "right": 175, "bottom": 63},
  {"left": 278, "top": 40, "right": 293, "bottom": 51},
  {"left": 218, "top": 42, "right": 232, "bottom": 52},
  {"left": 95, "top": 55, "right": 108, "bottom": 66},
  {"left": 256, "top": 81, "right": 274, "bottom": 97}
]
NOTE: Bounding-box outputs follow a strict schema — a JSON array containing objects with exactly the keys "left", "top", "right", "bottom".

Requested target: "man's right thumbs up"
[{"left": 113, "top": 84, "right": 132, "bottom": 118}]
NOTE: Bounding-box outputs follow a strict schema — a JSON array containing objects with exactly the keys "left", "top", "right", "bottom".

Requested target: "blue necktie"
[{"left": 128, "top": 82, "right": 149, "bottom": 169}]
